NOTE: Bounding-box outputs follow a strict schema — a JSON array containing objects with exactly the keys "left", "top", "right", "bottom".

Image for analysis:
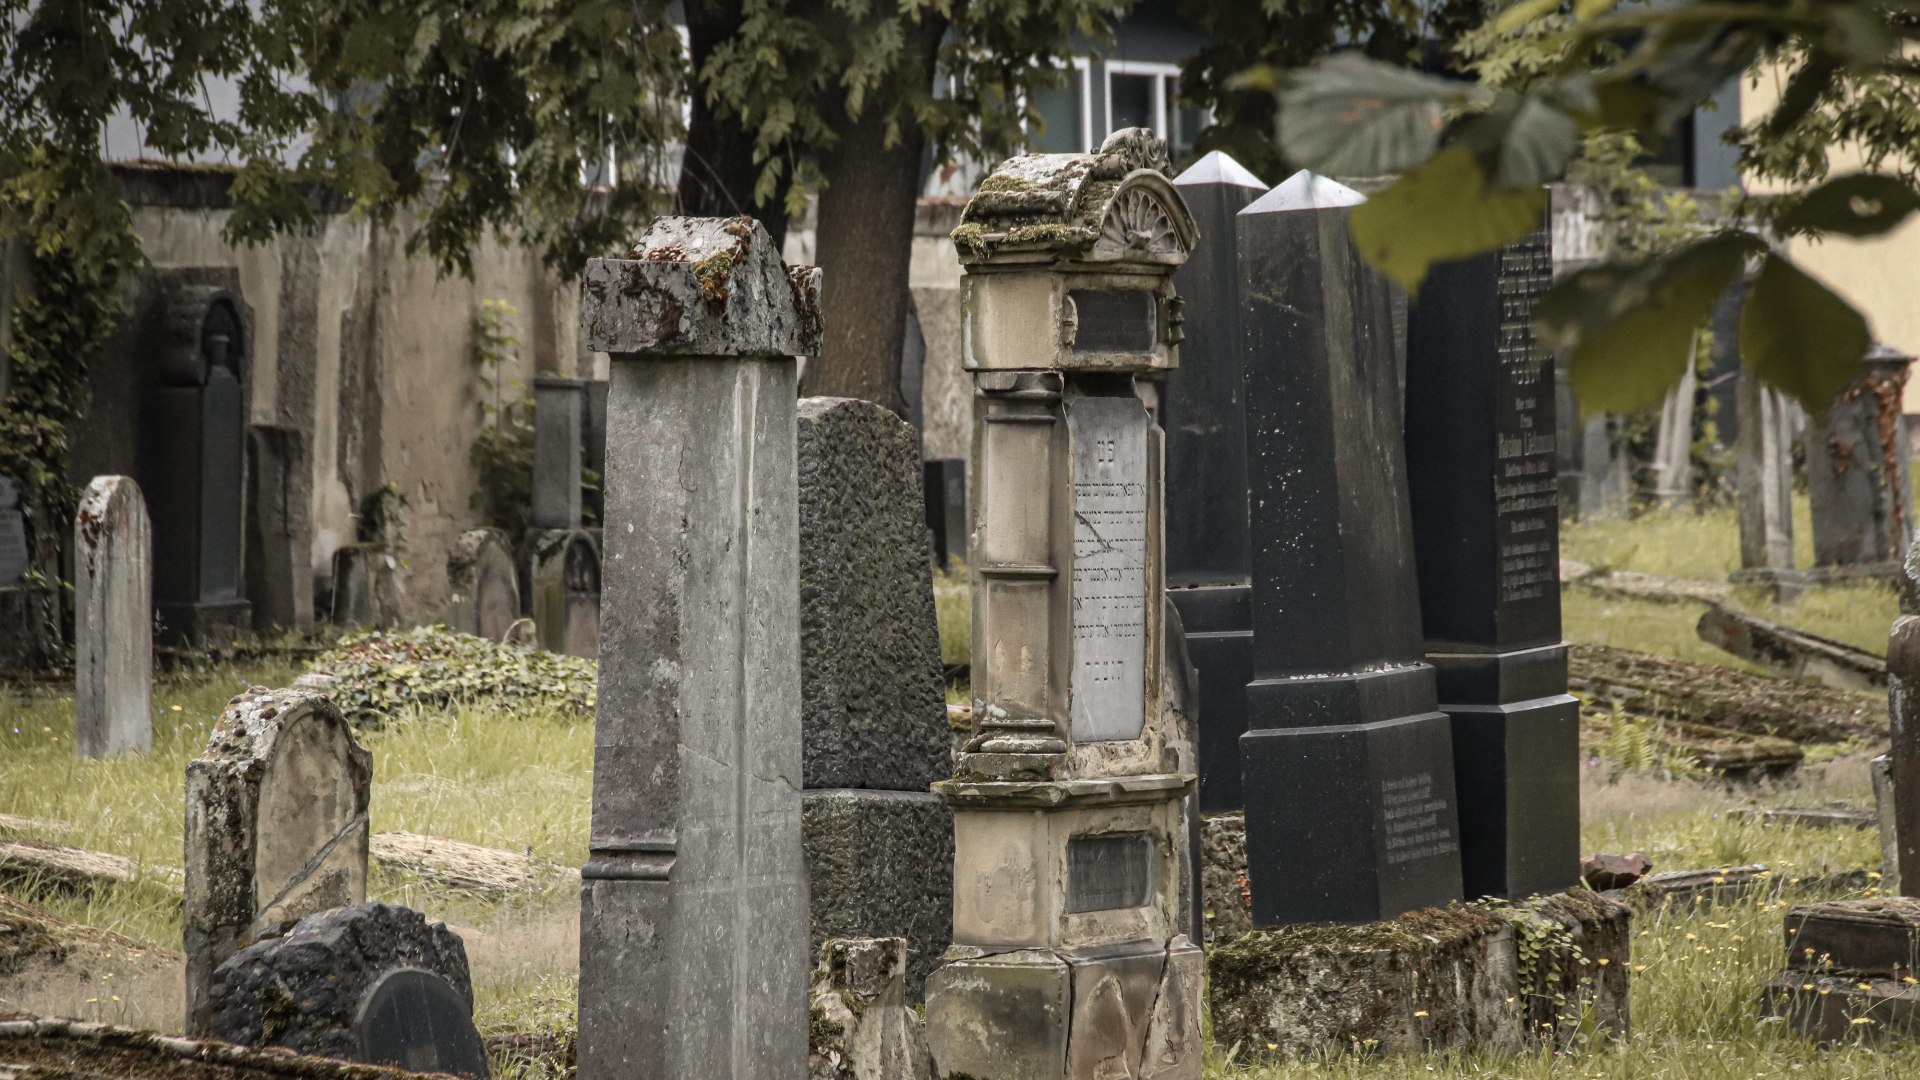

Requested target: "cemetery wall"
[{"left": 54, "top": 164, "right": 589, "bottom": 625}]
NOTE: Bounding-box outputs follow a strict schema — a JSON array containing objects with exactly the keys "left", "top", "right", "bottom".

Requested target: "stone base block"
[
  {"left": 1784, "top": 898, "right": 1920, "bottom": 977},
  {"left": 1761, "top": 972, "right": 1920, "bottom": 1043},
  {"left": 1207, "top": 891, "right": 1631, "bottom": 1061},
  {"left": 924, "top": 940, "right": 1201, "bottom": 1080},
  {"left": 801, "top": 789, "right": 953, "bottom": 1001},
  {"left": 158, "top": 598, "right": 253, "bottom": 648},
  {"left": 1240, "top": 713, "right": 1464, "bottom": 925},
  {"left": 1448, "top": 695, "right": 1581, "bottom": 900}
]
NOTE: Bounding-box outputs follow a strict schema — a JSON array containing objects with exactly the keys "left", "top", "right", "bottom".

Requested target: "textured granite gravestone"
[
  {"left": 1807, "top": 346, "right": 1912, "bottom": 577},
  {"left": 445, "top": 528, "right": 521, "bottom": 641},
  {"left": 923, "top": 130, "right": 1203, "bottom": 1080},
  {"left": 923, "top": 458, "right": 968, "bottom": 571},
  {"left": 184, "top": 687, "right": 373, "bottom": 1034},
  {"left": 1235, "top": 171, "right": 1464, "bottom": 925},
  {"left": 75, "top": 476, "right": 153, "bottom": 759},
  {"left": 1403, "top": 236, "right": 1580, "bottom": 900},
  {"left": 796, "top": 397, "right": 953, "bottom": 996},
  {"left": 575, "top": 216, "right": 821, "bottom": 1080},
  {"left": 144, "top": 285, "right": 251, "bottom": 645},
  {"left": 208, "top": 902, "right": 487, "bottom": 1078},
  {"left": 1165, "top": 150, "right": 1267, "bottom": 815}
]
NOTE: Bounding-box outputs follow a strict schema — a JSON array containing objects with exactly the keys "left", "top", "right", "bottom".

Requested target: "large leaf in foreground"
[
  {"left": 1740, "top": 254, "right": 1869, "bottom": 414},
  {"left": 1277, "top": 53, "right": 1473, "bottom": 178},
  {"left": 1777, "top": 173, "right": 1920, "bottom": 238},
  {"left": 1541, "top": 233, "right": 1761, "bottom": 417},
  {"left": 1348, "top": 147, "right": 1546, "bottom": 294}
]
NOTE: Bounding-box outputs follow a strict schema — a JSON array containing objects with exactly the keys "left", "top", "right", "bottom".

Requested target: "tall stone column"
[
  {"left": 1404, "top": 234, "right": 1580, "bottom": 900},
  {"left": 574, "top": 217, "right": 821, "bottom": 1080},
  {"left": 1237, "top": 171, "right": 1464, "bottom": 926},
  {"left": 1732, "top": 370, "right": 1805, "bottom": 599},
  {"left": 924, "top": 130, "right": 1203, "bottom": 1080}
]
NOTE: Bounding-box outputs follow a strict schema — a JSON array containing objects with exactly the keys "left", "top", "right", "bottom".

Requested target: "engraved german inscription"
[
  {"left": 1494, "top": 230, "right": 1558, "bottom": 607},
  {"left": 1380, "top": 773, "right": 1461, "bottom": 867}
]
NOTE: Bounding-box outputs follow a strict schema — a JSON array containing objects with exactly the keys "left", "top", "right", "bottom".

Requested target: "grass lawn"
[{"left": 0, "top": 499, "right": 1909, "bottom": 1076}]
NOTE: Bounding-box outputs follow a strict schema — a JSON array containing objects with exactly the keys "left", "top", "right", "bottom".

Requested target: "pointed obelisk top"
[
  {"left": 1174, "top": 150, "right": 1267, "bottom": 191},
  {"left": 1241, "top": 169, "right": 1366, "bottom": 214}
]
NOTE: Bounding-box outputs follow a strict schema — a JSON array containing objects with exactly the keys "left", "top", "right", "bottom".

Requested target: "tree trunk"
[
  {"left": 676, "top": 0, "right": 790, "bottom": 248},
  {"left": 800, "top": 14, "right": 947, "bottom": 414}
]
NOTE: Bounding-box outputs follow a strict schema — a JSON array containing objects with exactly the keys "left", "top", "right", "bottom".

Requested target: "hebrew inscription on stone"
[{"left": 1068, "top": 396, "right": 1148, "bottom": 742}]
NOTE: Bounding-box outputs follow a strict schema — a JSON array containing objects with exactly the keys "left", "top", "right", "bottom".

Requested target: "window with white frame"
[
  {"left": 1027, "top": 58, "right": 1093, "bottom": 154},
  {"left": 1103, "top": 60, "right": 1205, "bottom": 163}
]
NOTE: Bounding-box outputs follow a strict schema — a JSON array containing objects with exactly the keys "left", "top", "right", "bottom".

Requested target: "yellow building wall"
[{"left": 1742, "top": 66, "right": 1920, "bottom": 408}]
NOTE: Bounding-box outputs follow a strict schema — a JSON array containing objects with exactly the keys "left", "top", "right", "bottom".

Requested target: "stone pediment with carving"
[{"left": 953, "top": 128, "right": 1197, "bottom": 267}]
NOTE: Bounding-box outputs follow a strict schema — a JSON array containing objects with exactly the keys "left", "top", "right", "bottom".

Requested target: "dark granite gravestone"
[
  {"left": 1404, "top": 234, "right": 1581, "bottom": 901},
  {"left": 0, "top": 477, "right": 27, "bottom": 585},
  {"left": 1235, "top": 171, "right": 1464, "bottom": 926},
  {"left": 143, "top": 286, "right": 252, "bottom": 645},
  {"left": 1165, "top": 150, "right": 1267, "bottom": 815},
  {"left": 356, "top": 968, "right": 491, "bottom": 1077},
  {"left": 923, "top": 458, "right": 968, "bottom": 571},
  {"left": 532, "top": 376, "right": 586, "bottom": 531},
  {"left": 207, "top": 902, "right": 485, "bottom": 1078}
]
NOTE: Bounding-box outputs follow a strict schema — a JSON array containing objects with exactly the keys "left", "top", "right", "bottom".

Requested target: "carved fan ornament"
[{"left": 1096, "top": 185, "right": 1183, "bottom": 258}]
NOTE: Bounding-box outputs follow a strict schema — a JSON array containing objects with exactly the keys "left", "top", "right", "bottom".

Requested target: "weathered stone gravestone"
[
  {"left": 0, "top": 477, "right": 27, "bottom": 586},
  {"left": 1163, "top": 150, "right": 1268, "bottom": 817},
  {"left": 528, "top": 528, "right": 599, "bottom": 657},
  {"left": 1891, "top": 606, "right": 1920, "bottom": 893},
  {"left": 924, "top": 130, "right": 1203, "bottom": 1080},
  {"left": 1807, "top": 345, "right": 1913, "bottom": 580},
  {"left": 184, "top": 687, "right": 373, "bottom": 1033},
  {"left": 445, "top": 528, "right": 520, "bottom": 641},
  {"left": 797, "top": 396, "right": 954, "bottom": 998},
  {"left": 1732, "top": 370, "right": 1807, "bottom": 599},
  {"left": 145, "top": 284, "right": 252, "bottom": 645},
  {"left": 208, "top": 902, "right": 488, "bottom": 1078},
  {"left": 1404, "top": 235, "right": 1580, "bottom": 900},
  {"left": 0, "top": 475, "right": 58, "bottom": 673},
  {"left": 575, "top": 216, "right": 822, "bottom": 1080},
  {"left": 1236, "top": 171, "right": 1464, "bottom": 924},
  {"left": 330, "top": 486, "right": 408, "bottom": 628},
  {"left": 75, "top": 476, "right": 153, "bottom": 759},
  {"left": 808, "top": 937, "right": 934, "bottom": 1080},
  {"left": 532, "top": 376, "right": 586, "bottom": 531}
]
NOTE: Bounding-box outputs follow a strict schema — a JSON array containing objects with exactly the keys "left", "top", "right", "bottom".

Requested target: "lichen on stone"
[
  {"left": 949, "top": 222, "right": 990, "bottom": 258},
  {"left": 975, "top": 173, "right": 1037, "bottom": 195},
  {"left": 691, "top": 248, "right": 738, "bottom": 305}
]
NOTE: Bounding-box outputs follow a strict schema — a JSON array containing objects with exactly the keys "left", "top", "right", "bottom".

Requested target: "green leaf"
[
  {"left": 1740, "top": 254, "right": 1870, "bottom": 412},
  {"left": 1543, "top": 233, "right": 1762, "bottom": 416},
  {"left": 1762, "top": 51, "right": 1841, "bottom": 137},
  {"left": 1278, "top": 52, "right": 1475, "bottom": 177},
  {"left": 1349, "top": 147, "right": 1547, "bottom": 294},
  {"left": 1453, "top": 96, "right": 1580, "bottom": 188},
  {"left": 1777, "top": 173, "right": 1920, "bottom": 238}
]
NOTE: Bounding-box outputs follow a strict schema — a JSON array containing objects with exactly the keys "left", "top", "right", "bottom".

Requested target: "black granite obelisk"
[
  {"left": 1237, "top": 172, "right": 1465, "bottom": 926},
  {"left": 1165, "top": 151, "right": 1268, "bottom": 814},
  {"left": 1404, "top": 233, "right": 1581, "bottom": 901}
]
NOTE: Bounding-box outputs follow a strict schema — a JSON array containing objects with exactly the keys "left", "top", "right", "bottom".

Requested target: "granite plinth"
[
  {"left": 1171, "top": 585, "right": 1254, "bottom": 814},
  {"left": 1447, "top": 692, "right": 1580, "bottom": 899},
  {"left": 801, "top": 788, "right": 953, "bottom": 1001}
]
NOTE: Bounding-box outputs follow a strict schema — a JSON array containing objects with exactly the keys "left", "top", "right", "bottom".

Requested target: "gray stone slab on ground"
[
  {"left": 185, "top": 687, "right": 373, "bottom": 1034},
  {"left": 208, "top": 902, "right": 485, "bottom": 1078},
  {"left": 1697, "top": 604, "right": 1885, "bottom": 692},
  {"left": 75, "top": 476, "right": 152, "bottom": 758},
  {"left": 802, "top": 789, "right": 952, "bottom": 1001},
  {"left": 575, "top": 216, "right": 817, "bottom": 1080},
  {"left": 797, "top": 396, "right": 948, "bottom": 791}
]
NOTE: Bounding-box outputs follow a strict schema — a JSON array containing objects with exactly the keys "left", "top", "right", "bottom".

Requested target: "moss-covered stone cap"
[
  {"left": 953, "top": 128, "right": 1196, "bottom": 266},
  {"left": 582, "top": 216, "right": 823, "bottom": 358}
]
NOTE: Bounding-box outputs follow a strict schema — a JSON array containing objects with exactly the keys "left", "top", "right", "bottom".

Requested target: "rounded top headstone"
[
  {"left": 356, "top": 968, "right": 491, "bottom": 1078},
  {"left": 580, "top": 216, "right": 823, "bottom": 359},
  {"left": 953, "top": 127, "right": 1198, "bottom": 268}
]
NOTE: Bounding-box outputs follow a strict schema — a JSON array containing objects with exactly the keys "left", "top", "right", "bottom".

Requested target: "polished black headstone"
[
  {"left": 1236, "top": 171, "right": 1463, "bottom": 925},
  {"left": 1166, "top": 151, "right": 1267, "bottom": 813},
  {"left": 356, "top": 968, "right": 491, "bottom": 1078},
  {"left": 1404, "top": 232, "right": 1580, "bottom": 900},
  {"left": 0, "top": 477, "right": 27, "bottom": 585},
  {"left": 924, "top": 458, "right": 968, "bottom": 571},
  {"left": 144, "top": 287, "right": 251, "bottom": 645}
]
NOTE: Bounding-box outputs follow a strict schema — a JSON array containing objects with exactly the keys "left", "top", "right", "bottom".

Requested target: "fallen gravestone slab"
[
  {"left": 1731, "top": 807, "right": 1878, "bottom": 830},
  {"left": 368, "top": 833, "right": 576, "bottom": 900},
  {"left": 0, "top": 1016, "right": 458, "bottom": 1080},
  {"left": 0, "top": 838, "right": 180, "bottom": 893},
  {"left": 1616, "top": 865, "right": 1772, "bottom": 909},
  {"left": 1569, "top": 644, "right": 1884, "bottom": 746},
  {"left": 208, "top": 902, "right": 486, "bottom": 1078},
  {"left": 1763, "top": 897, "right": 1920, "bottom": 1042},
  {"left": 1696, "top": 605, "right": 1886, "bottom": 693}
]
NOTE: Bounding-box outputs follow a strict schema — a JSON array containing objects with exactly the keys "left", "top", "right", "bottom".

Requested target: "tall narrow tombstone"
[
  {"left": 1732, "top": 370, "right": 1806, "bottom": 598},
  {"left": 445, "top": 528, "right": 521, "bottom": 641},
  {"left": 75, "top": 476, "right": 153, "bottom": 759},
  {"left": 1404, "top": 236, "right": 1580, "bottom": 900},
  {"left": 1891, "top": 593, "right": 1920, "bottom": 891},
  {"left": 796, "top": 397, "right": 954, "bottom": 999},
  {"left": 575, "top": 217, "right": 820, "bottom": 1080},
  {"left": 144, "top": 285, "right": 251, "bottom": 645},
  {"left": 923, "top": 130, "right": 1203, "bottom": 1080},
  {"left": 528, "top": 528, "right": 599, "bottom": 657},
  {"left": 1163, "top": 150, "right": 1267, "bottom": 815},
  {"left": 1807, "top": 346, "right": 1912, "bottom": 577},
  {"left": 1236, "top": 171, "right": 1464, "bottom": 926},
  {"left": 532, "top": 376, "right": 586, "bottom": 531},
  {"left": 184, "top": 687, "right": 372, "bottom": 1033},
  {"left": 922, "top": 458, "right": 968, "bottom": 571},
  {"left": 1647, "top": 363, "right": 1697, "bottom": 504},
  {"left": 583, "top": 378, "right": 609, "bottom": 524}
]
